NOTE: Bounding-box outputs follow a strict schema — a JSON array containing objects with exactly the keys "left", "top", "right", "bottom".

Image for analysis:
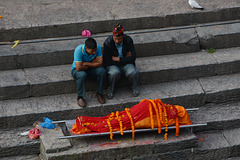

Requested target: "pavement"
[
  {"left": 0, "top": 0, "right": 239, "bottom": 29},
  {"left": 0, "top": 0, "right": 240, "bottom": 41}
]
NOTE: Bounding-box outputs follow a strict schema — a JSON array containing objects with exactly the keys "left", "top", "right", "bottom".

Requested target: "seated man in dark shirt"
[{"left": 103, "top": 24, "right": 139, "bottom": 99}]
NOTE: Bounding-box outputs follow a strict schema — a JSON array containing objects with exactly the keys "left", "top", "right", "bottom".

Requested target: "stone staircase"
[{"left": 0, "top": 0, "right": 240, "bottom": 159}]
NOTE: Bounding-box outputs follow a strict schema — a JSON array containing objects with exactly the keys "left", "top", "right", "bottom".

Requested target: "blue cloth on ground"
[{"left": 40, "top": 117, "right": 55, "bottom": 129}]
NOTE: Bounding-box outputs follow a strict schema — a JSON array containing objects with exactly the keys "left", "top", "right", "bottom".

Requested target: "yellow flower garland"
[
  {"left": 107, "top": 119, "right": 113, "bottom": 140},
  {"left": 149, "top": 100, "right": 161, "bottom": 134},
  {"left": 103, "top": 99, "right": 180, "bottom": 141},
  {"left": 116, "top": 111, "right": 123, "bottom": 135},
  {"left": 125, "top": 108, "right": 135, "bottom": 141}
]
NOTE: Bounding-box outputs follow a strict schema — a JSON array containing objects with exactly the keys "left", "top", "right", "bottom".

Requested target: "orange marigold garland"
[
  {"left": 163, "top": 105, "right": 168, "bottom": 140},
  {"left": 107, "top": 119, "right": 113, "bottom": 140},
  {"left": 148, "top": 102, "right": 154, "bottom": 129},
  {"left": 149, "top": 100, "right": 161, "bottom": 134},
  {"left": 116, "top": 111, "right": 123, "bottom": 135},
  {"left": 175, "top": 116, "right": 179, "bottom": 136},
  {"left": 125, "top": 108, "right": 135, "bottom": 141}
]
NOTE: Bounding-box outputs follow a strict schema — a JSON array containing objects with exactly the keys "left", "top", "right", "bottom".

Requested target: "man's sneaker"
[{"left": 132, "top": 90, "right": 139, "bottom": 97}]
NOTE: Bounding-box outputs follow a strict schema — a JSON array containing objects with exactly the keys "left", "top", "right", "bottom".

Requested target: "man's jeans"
[
  {"left": 71, "top": 67, "right": 106, "bottom": 98},
  {"left": 106, "top": 64, "right": 139, "bottom": 93}
]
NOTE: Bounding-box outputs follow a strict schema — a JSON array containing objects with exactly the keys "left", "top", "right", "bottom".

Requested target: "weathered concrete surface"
[
  {"left": 0, "top": 126, "right": 40, "bottom": 158},
  {"left": 39, "top": 125, "right": 72, "bottom": 154},
  {"left": 132, "top": 149, "right": 192, "bottom": 160},
  {"left": 0, "top": 155, "right": 39, "bottom": 160},
  {"left": 223, "top": 128, "right": 240, "bottom": 157},
  {"left": 132, "top": 28, "right": 200, "bottom": 57},
  {"left": 2, "top": 46, "right": 240, "bottom": 99},
  {"left": 194, "top": 130, "right": 234, "bottom": 159},
  {"left": 0, "top": 0, "right": 240, "bottom": 41},
  {"left": 197, "top": 23, "right": 240, "bottom": 49},
  {"left": 190, "top": 101, "right": 240, "bottom": 132},
  {"left": 212, "top": 47, "right": 240, "bottom": 75},
  {"left": 0, "top": 69, "right": 30, "bottom": 100},
  {"left": 41, "top": 129, "right": 196, "bottom": 160},
  {"left": 199, "top": 73, "right": 240, "bottom": 103},
  {"left": 0, "top": 78, "right": 204, "bottom": 129},
  {"left": 0, "top": 28, "right": 200, "bottom": 71},
  {"left": 24, "top": 65, "right": 76, "bottom": 97},
  {"left": 1, "top": 48, "right": 240, "bottom": 99},
  {"left": 137, "top": 51, "right": 217, "bottom": 84},
  {"left": 0, "top": 45, "right": 18, "bottom": 70}
]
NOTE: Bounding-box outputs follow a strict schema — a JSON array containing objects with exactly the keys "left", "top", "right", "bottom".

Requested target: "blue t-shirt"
[{"left": 71, "top": 44, "right": 102, "bottom": 70}]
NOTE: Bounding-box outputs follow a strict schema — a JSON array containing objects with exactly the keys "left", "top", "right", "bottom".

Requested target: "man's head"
[
  {"left": 113, "top": 24, "right": 124, "bottom": 45},
  {"left": 85, "top": 37, "right": 97, "bottom": 55}
]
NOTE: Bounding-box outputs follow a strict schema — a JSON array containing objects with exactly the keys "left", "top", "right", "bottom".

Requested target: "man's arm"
[
  {"left": 83, "top": 56, "right": 103, "bottom": 68},
  {"left": 119, "top": 36, "right": 136, "bottom": 64},
  {"left": 103, "top": 39, "right": 120, "bottom": 67}
]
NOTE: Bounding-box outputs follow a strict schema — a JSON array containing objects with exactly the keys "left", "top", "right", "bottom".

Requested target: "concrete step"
[
  {"left": 0, "top": 0, "right": 239, "bottom": 41},
  {"left": 1, "top": 99, "right": 239, "bottom": 158},
  {"left": 0, "top": 155, "right": 39, "bottom": 160},
  {"left": 1, "top": 22, "right": 240, "bottom": 71},
  {"left": 39, "top": 100, "right": 240, "bottom": 160},
  {"left": 129, "top": 127, "right": 240, "bottom": 160},
  {"left": 1, "top": 47, "right": 240, "bottom": 100},
  {"left": 40, "top": 128, "right": 197, "bottom": 160},
  {"left": 0, "top": 126, "right": 40, "bottom": 158},
  {"left": 1, "top": 73, "right": 240, "bottom": 129}
]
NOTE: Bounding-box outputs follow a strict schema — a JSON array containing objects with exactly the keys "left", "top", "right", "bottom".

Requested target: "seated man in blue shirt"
[
  {"left": 103, "top": 24, "right": 139, "bottom": 99},
  {"left": 71, "top": 38, "right": 106, "bottom": 107}
]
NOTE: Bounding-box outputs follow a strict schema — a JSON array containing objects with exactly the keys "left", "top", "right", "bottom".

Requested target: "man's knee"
[
  {"left": 75, "top": 71, "right": 87, "bottom": 80},
  {"left": 97, "top": 67, "right": 107, "bottom": 77},
  {"left": 108, "top": 67, "right": 121, "bottom": 78}
]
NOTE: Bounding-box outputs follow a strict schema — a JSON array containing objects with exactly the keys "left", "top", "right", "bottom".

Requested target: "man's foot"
[
  {"left": 97, "top": 94, "right": 106, "bottom": 104},
  {"left": 107, "top": 91, "right": 114, "bottom": 99},
  {"left": 77, "top": 97, "right": 86, "bottom": 108},
  {"left": 132, "top": 89, "right": 139, "bottom": 97}
]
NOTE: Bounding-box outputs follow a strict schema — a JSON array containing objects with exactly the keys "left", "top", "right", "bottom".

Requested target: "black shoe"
[
  {"left": 132, "top": 89, "right": 139, "bottom": 97},
  {"left": 107, "top": 91, "right": 114, "bottom": 99}
]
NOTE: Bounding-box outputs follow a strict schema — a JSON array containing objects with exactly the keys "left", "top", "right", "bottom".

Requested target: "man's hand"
[
  {"left": 92, "top": 57, "right": 100, "bottom": 63},
  {"left": 112, "top": 56, "right": 120, "bottom": 62},
  {"left": 126, "top": 51, "right": 131, "bottom": 57}
]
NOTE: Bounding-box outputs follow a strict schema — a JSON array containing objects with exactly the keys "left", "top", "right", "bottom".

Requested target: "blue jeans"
[
  {"left": 106, "top": 64, "right": 139, "bottom": 93},
  {"left": 71, "top": 67, "right": 106, "bottom": 98}
]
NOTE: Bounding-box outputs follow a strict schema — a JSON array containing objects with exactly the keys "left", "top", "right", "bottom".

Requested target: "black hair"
[{"left": 85, "top": 38, "right": 97, "bottom": 49}]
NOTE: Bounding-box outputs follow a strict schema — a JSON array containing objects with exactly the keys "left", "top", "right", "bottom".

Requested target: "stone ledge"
[
  {"left": 0, "top": 0, "right": 240, "bottom": 41},
  {"left": 2, "top": 46, "right": 240, "bottom": 100},
  {"left": 0, "top": 126, "right": 40, "bottom": 158},
  {"left": 42, "top": 129, "right": 196, "bottom": 160}
]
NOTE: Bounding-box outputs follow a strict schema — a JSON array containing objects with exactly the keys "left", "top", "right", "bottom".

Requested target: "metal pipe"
[
  {"left": 58, "top": 123, "right": 207, "bottom": 139},
  {"left": 0, "top": 20, "right": 239, "bottom": 45}
]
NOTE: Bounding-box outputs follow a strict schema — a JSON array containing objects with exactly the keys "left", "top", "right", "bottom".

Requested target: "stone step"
[
  {"left": 40, "top": 128, "right": 197, "bottom": 160},
  {"left": 0, "top": 126, "right": 40, "bottom": 158},
  {"left": 0, "top": 155, "right": 39, "bottom": 160},
  {"left": 1, "top": 22, "right": 240, "bottom": 71},
  {"left": 1, "top": 73, "right": 240, "bottom": 129},
  {"left": 1, "top": 46, "right": 240, "bottom": 100},
  {"left": 129, "top": 127, "right": 240, "bottom": 159},
  {"left": 1, "top": 100, "right": 239, "bottom": 158},
  {"left": 192, "top": 128, "right": 240, "bottom": 159},
  {"left": 0, "top": 0, "right": 239, "bottom": 41},
  {"left": 39, "top": 101, "right": 240, "bottom": 160}
]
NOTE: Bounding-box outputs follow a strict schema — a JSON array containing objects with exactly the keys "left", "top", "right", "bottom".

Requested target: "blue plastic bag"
[{"left": 40, "top": 117, "right": 55, "bottom": 129}]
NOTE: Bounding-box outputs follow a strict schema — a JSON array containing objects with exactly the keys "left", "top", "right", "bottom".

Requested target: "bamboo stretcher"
[{"left": 52, "top": 108, "right": 207, "bottom": 139}]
